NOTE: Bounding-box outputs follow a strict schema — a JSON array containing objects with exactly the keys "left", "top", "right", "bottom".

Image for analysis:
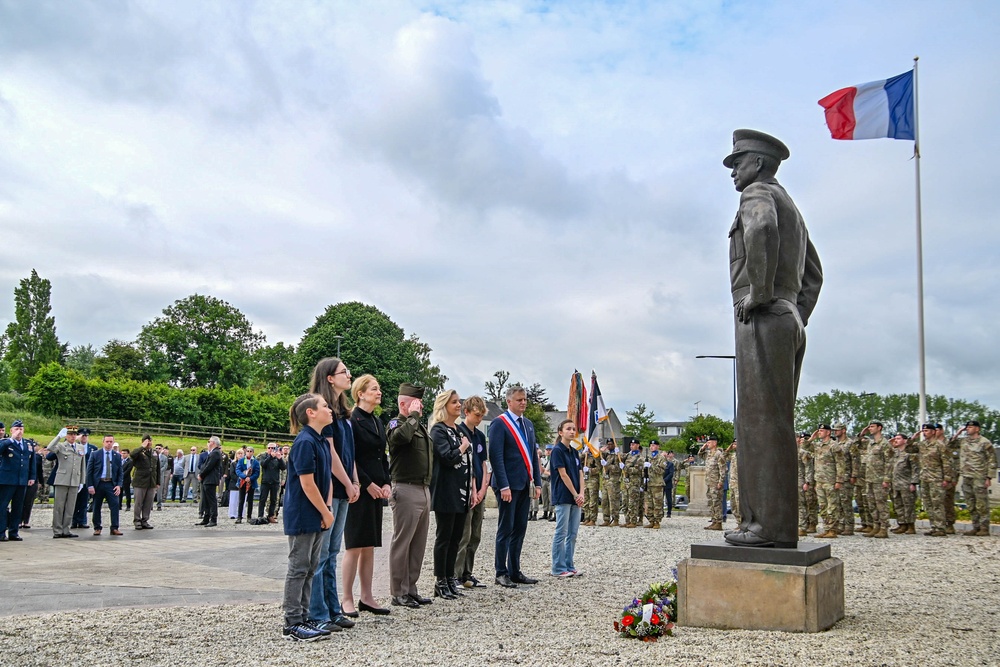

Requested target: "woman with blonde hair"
[
  {"left": 341, "top": 374, "right": 392, "bottom": 616},
  {"left": 428, "top": 389, "right": 473, "bottom": 599}
]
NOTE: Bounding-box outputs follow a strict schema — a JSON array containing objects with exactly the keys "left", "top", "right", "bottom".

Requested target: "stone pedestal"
[
  {"left": 677, "top": 542, "right": 844, "bottom": 633},
  {"left": 684, "top": 466, "right": 709, "bottom": 516}
]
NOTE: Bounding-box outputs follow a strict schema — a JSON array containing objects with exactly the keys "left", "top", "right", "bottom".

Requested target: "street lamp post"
[
  {"left": 333, "top": 335, "right": 343, "bottom": 358},
  {"left": 695, "top": 355, "right": 737, "bottom": 423}
]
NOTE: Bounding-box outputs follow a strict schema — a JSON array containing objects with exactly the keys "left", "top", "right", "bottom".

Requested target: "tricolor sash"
[{"left": 496, "top": 413, "right": 533, "bottom": 478}]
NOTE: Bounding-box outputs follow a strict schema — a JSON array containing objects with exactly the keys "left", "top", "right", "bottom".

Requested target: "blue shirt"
[
  {"left": 458, "top": 422, "right": 486, "bottom": 485},
  {"left": 284, "top": 425, "right": 333, "bottom": 536},
  {"left": 323, "top": 416, "right": 355, "bottom": 500},
  {"left": 549, "top": 442, "right": 582, "bottom": 506}
]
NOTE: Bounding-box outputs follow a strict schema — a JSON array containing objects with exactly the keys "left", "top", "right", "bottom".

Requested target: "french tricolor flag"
[{"left": 818, "top": 70, "right": 914, "bottom": 140}]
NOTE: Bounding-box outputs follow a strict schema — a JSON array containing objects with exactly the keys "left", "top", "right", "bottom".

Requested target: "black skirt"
[{"left": 344, "top": 491, "right": 384, "bottom": 549}]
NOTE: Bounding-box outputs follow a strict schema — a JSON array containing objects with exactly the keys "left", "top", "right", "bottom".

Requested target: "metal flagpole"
[{"left": 913, "top": 56, "right": 927, "bottom": 426}]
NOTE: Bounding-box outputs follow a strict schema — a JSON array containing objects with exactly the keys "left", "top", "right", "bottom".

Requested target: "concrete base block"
[{"left": 677, "top": 554, "right": 844, "bottom": 632}]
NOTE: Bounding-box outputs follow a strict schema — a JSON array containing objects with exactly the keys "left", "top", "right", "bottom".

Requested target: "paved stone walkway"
[{"left": 0, "top": 505, "right": 392, "bottom": 616}]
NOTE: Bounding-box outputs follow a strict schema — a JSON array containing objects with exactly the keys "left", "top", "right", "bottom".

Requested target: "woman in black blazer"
[
  {"left": 428, "top": 389, "right": 473, "bottom": 600},
  {"left": 342, "top": 375, "right": 392, "bottom": 616}
]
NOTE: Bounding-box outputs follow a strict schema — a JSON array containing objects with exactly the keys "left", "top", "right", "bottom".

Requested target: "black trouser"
[
  {"left": 238, "top": 486, "right": 255, "bottom": 519},
  {"left": 122, "top": 481, "right": 132, "bottom": 510},
  {"left": 21, "top": 483, "right": 38, "bottom": 525},
  {"left": 73, "top": 486, "right": 90, "bottom": 526},
  {"left": 433, "top": 511, "right": 467, "bottom": 578},
  {"left": 258, "top": 481, "right": 279, "bottom": 518},
  {"left": 664, "top": 483, "right": 674, "bottom": 517},
  {"left": 201, "top": 482, "right": 218, "bottom": 522}
]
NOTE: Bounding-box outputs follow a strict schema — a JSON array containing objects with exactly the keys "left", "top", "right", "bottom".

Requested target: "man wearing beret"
[
  {"left": 950, "top": 421, "right": 996, "bottom": 536},
  {"left": 723, "top": 129, "right": 823, "bottom": 548},
  {"left": 387, "top": 383, "right": 434, "bottom": 608},
  {"left": 0, "top": 419, "right": 36, "bottom": 541}
]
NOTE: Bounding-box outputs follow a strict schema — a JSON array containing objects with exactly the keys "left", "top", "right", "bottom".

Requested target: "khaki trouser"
[
  {"left": 52, "top": 485, "right": 76, "bottom": 536},
  {"left": 133, "top": 486, "right": 156, "bottom": 527},
  {"left": 388, "top": 483, "right": 430, "bottom": 598},
  {"left": 455, "top": 498, "right": 485, "bottom": 580}
]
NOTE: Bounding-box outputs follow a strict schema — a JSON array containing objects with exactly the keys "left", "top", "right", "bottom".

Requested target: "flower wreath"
[{"left": 613, "top": 572, "right": 678, "bottom": 641}]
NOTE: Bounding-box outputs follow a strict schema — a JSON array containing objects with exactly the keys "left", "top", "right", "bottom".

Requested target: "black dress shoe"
[
  {"left": 332, "top": 614, "right": 356, "bottom": 628},
  {"left": 358, "top": 601, "right": 390, "bottom": 615},
  {"left": 66, "top": 533, "right": 79, "bottom": 538},
  {"left": 391, "top": 596, "right": 420, "bottom": 609},
  {"left": 205, "top": 522, "right": 218, "bottom": 527},
  {"left": 468, "top": 575, "right": 487, "bottom": 588},
  {"left": 78, "top": 525, "right": 91, "bottom": 529},
  {"left": 434, "top": 578, "right": 456, "bottom": 599},
  {"left": 495, "top": 575, "right": 518, "bottom": 588},
  {"left": 341, "top": 610, "right": 359, "bottom": 618},
  {"left": 512, "top": 574, "right": 538, "bottom": 585},
  {"left": 195, "top": 520, "right": 210, "bottom": 526},
  {"left": 447, "top": 578, "right": 465, "bottom": 597},
  {"left": 0, "top": 536, "right": 7, "bottom": 542},
  {"left": 7, "top": 536, "right": 22, "bottom": 541}
]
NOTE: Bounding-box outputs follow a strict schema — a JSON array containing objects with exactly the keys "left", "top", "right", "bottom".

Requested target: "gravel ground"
[{"left": 4, "top": 503, "right": 999, "bottom": 667}]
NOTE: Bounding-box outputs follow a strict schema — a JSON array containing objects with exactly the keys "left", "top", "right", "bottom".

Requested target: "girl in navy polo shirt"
[
  {"left": 550, "top": 419, "right": 585, "bottom": 578},
  {"left": 282, "top": 394, "right": 335, "bottom": 642}
]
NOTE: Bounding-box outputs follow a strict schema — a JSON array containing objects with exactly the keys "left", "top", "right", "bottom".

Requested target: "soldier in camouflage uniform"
[
  {"left": 811, "top": 424, "right": 845, "bottom": 538},
  {"left": 623, "top": 438, "right": 645, "bottom": 528},
  {"left": 952, "top": 420, "right": 996, "bottom": 536},
  {"left": 703, "top": 436, "right": 727, "bottom": 530},
  {"left": 540, "top": 445, "right": 553, "bottom": 520},
  {"left": 854, "top": 432, "right": 871, "bottom": 532},
  {"left": 724, "top": 441, "right": 741, "bottom": 525},
  {"left": 831, "top": 422, "right": 856, "bottom": 535},
  {"left": 861, "top": 422, "right": 892, "bottom": 538},
  {"left": 600, "top": 439, "right": 623, "bottom": 526},
  {"left": 889, "top": 433, "right": 919, "bottom": 534},
  {"left": 581, "top": 445, "right": 601, "bottom": 526},
  {"left": 645, "top": 440, "right": 667, "bottom": 528},
  {"left": 938, "top": 423, "right": 960, "bottom": 533},
  {"left": 797, "top": 432, "right": 815, "bottom": 536},
  {"left": 908, "top": 423, "right": 951, "bottom": 537}
]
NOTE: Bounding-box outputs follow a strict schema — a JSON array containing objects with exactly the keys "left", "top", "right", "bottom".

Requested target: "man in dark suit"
[
  {"left": 663, "top": 451, "right": 676, "bottom": 518},
  {"left": 86, "top": 434, "right": 124, "bottom": 536},
  {"left": 487, "top": 386, "right": 542, "bottom": 588},
  {"left": 196, "top": 436, "right": 224, "bottom": 527},
  {"left": 0, "top": 419, "right": 36, "bottom": 542}
]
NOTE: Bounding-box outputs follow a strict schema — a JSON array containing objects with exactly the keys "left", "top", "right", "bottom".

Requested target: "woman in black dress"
[
  {"left": 428, "top": 389, "right": 472, "bottom": 600},
  {"left": 342, "top": 374, "right": 391, "bottom": 616}
]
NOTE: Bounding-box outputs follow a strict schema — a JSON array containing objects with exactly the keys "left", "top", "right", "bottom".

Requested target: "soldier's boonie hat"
[
  {"left": 868, "top": 421, "right": 883, "bottom": 428},
  {"left": 965, "top": 420, "right": 980, "bottom": 427},
  {"left": 832, "top": 422, "right": 846, "bottom": 430},
  {"left": 817, "top": 423, "right": 831, "bottom": 431},
  {"left": 398, "top": 383, "right": 425, "bottom": 399},
  {"left": 11, "top": 420, "right": 23, "bottom": 428},
  {"left": 723, "top": 129, "right": 790, "bottom": 168},
  {"left": 66, "top": 425, "right": 79, "bottom": 434},
  {"left": 921, "top": 423, "right": 935, "bottom": 430}
]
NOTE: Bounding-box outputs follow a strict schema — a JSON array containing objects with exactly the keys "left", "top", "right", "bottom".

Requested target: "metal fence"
[{"left": 71, "top": 417, "right": 296, "bottom": 445}]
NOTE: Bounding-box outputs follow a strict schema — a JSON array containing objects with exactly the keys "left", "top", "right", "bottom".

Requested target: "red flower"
[
  {"left": 622, "top": 615, "right": 634, "bottom": 626},
  {"left": 650, "top": 615, "right": 660, "bottom": 624}
]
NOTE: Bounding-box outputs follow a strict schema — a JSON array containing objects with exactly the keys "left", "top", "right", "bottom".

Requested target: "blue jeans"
[
  {"left": 551, "top": 503, "right": 581, "bottom": 575},
  {"left": 308, "top": 498, "right": 349, "bottom": 622}
]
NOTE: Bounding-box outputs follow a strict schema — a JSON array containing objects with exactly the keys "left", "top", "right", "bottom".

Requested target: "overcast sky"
[{"left": 1, "top": 1, "right": 997, "bottom": 423}]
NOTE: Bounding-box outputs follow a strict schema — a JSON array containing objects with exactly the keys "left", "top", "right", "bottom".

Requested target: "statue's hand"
[{"left": 734, "top": 295, "right": 762, "bottom": 324}]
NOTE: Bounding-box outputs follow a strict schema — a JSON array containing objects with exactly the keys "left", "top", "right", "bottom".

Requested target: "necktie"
[
  {"left": 516, "top": 417, "right": 532, "bottom": 476},
  {"left": 190, "top": 456, "right": 195, "bottom": 473},
  {"left": 104, "top": 451, "right": 110, "bottom": 478}
]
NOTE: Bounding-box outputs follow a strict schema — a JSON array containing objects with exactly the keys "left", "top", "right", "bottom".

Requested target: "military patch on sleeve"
[{"left": 387, "top": 419, "right": 399, "bottom": 429}]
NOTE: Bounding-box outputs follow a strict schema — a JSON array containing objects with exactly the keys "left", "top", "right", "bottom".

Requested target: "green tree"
[
  {"left": 524, "top": 402, "right": 553, "bottom": 447},
  {"left": 250, "top": 342, "right": 296, "bottom": 393},
  {"left": 525, "top": 382, "right": 556, "bottom": 411},
  {"left": 796, "top": 390, "right": 999, "bottom": 442},
  {"left": 93, "top": 339, "right": 150, "bottom": 382},
  {"left": 3, "top": 269, "right": 64, "bottom": 391},
  {"left": 293, "top": 302, "right": 446, "bottom": 412},
  {"left": 623, "top": 402, "right": 658, "bottom": 444},
  {"left": 677, "top": 413, "right": 735, "bottom": 456},
  {"left": 137, "top": 294, "right": 265, "bottom": 388},
  {"left": 66, "top": 344, "right": 98, "bottom": 378}
]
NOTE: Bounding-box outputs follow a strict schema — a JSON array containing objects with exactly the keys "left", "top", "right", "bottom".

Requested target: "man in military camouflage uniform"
[
  {"left": 861, "top": 421, "right": 892, "bottom": 538},
  {"left": 623, "top": 438, "right": 645, "bottom": 528},
  {"left": 831, "top": 422, "right": 856, "bottom": 535},
  {"left": 540, "top": 445, "right": 553, "bottom": 521},
  {"left": 889, "top": 433, "right": 919, "bottom": 534},
  {"left": 910, "top": 423, "right": 952, "bottom": 537},
  {"left": 855, "top": 431, "right": 872, "bottom": 532},
  {"left": 703, "top": 436, "right": 727, "bottom": 531},
  {"left": 939, "top": 423, "right": 960, "bottom": 533},
  {"left": 811, "top": 424, "right": 844, "bottom": 538},
  {"left": 725, "top": 441, "right": 741, "bottom": 525},
  {"left": 581, "top": 444, "right": 601, "bottom": 526},
  {"left": 600, "top": 439, "right": 623, "bottom": 526},
  {"left": 645, "top": 440, "right": 667, "bottom": 528},
  {"left": 797, "top": 431, "right": 815, "bottom": 536},
  {"left": 952, "top": 420, "right": 996, "bottom": 536}
]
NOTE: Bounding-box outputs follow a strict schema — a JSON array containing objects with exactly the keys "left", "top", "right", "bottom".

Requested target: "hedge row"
[{"left": 26, "top": 363, "right": 295, "bottom": 432}]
